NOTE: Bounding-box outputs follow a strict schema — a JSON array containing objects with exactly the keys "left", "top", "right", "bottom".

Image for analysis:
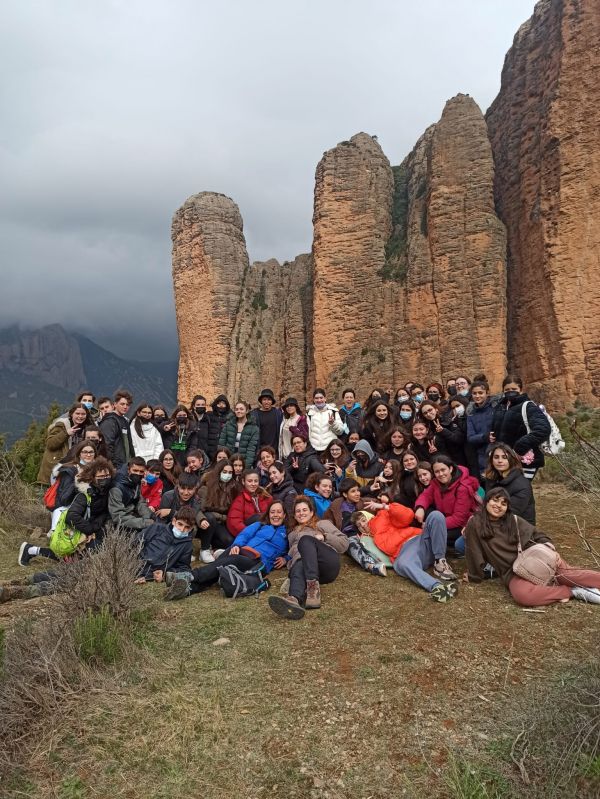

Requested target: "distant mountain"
[{"left": 0, "top": 325, "right": 178, "bottom": 444}]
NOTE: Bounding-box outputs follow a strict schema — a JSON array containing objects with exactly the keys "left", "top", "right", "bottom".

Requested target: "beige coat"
[
  {"left": 37, "top": 418, "right": 71, "bottom": 485},
  {"left": 287, "top": 519, "right": 349, "bottom": 569}
]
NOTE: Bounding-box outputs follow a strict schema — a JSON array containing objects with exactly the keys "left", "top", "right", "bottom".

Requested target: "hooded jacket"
[
  {"left": 415, "top": 465, "right": 480, "bottom": 533},
  {"left": 207, "top": 395, "right": 234, "bottom": 457},
  {"left": 99, "top": 411, "right": 134, "bottom": 468},
  {"left": 219, "top": 417, "right": 260, "bottom": 467},
  {"left": 368, "top": 503, "right": 422, "bottom": 560},
  {"left": 234, "top": 520, "right": 289, "bottom": 573},
  {"left": 108, "top": 473, "right": 153, "bottom": 531},
  {"left": 492, "top": 393, "right": 551, "bottom": 470},
  {"left": 303, "top": 488, "right": 332, "bottom": 519},
  {"left": 65, "top": 477, "right": 111, "bottom": 537},
  {"left": 339, "top": 403, "right": 363, "bottom": 437},
  {"left": 226, "top": 490, "right": 272, "bottom": 537},
  {"left": 346, "top": 440, "right": 381, "bottom": 487},
  {"left": 306, "top": 403, "right": 345, "bottom": 452},
  {"left": 268, "top": 473, "right": 298, "bottom": 516},
  {"left": 284, "top": 446, "right": 325, "bottom": 492},
  {"left": 137, "top": 522, "right": 193, "bottom": 578}
]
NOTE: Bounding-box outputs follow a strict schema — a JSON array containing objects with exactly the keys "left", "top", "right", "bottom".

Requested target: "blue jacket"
[
  {"left": 467, "top": 399, "right": 495, "bottom": 473},
  {"left": 303, "top": 489, "right": 332, "bottom": 519},
  {"left": 234, "top": 521, "right": 289, "bottom": 572}
]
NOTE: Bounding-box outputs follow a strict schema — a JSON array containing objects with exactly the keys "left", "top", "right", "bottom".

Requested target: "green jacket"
[{"left": 218, "top": 418, "right": 259, "bottom": 467}]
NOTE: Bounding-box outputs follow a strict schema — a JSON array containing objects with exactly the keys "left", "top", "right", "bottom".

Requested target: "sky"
[{"left": 0, "top": 0, "right": 536, "bottom": 361}]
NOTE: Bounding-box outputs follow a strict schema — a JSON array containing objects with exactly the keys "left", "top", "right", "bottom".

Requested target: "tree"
[{"left": 9, "top": 403, "right": 62, "bottom": 483}]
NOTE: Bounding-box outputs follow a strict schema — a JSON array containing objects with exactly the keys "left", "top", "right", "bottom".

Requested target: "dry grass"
[
  {"left": 0, "top": 453, "right": 49, "bottom": 531},
  {"left": 0, "top": 486, "right": 599, "bottom": 798}
]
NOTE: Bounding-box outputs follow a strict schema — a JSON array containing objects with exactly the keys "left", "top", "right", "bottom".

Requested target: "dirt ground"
[{"left": 1, "top": 485, "right": 599, "bottom": 798}]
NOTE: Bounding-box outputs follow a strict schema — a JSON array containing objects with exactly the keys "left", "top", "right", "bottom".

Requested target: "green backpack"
[{"left": 49, "top": 494, "right": 91, "bottom": 558}]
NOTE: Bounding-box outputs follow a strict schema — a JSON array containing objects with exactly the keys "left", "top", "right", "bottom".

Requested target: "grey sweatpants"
[{"left": 393, "top": 510, "right": 447, "bottom": 592}]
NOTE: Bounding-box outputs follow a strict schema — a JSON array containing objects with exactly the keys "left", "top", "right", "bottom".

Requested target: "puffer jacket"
[
  {"left": 368, "top": 503, "right": 422, "bottom": 560},
  {"left": 137, "top": 522, "right": 193, "bottom": 578},
  {"left": 484, "top": 468, "right": 536, "bottom": 524},
  {"left": 467, "top": 399, "right": 495, "bottom": 473},
  {"left": 284, "top": 446, "right": 325, "bottom": 492},
  {"left": 492, "top": 393, "right": 551, "bottom": 471},
  {"left": 65, "top": 478, "right": 111, "bottom": 537},
  {"left": 234, "top": 520, "right": 289, "bottom": 572},
  {"left": 306, "top": 403, "right": 345, "bottom": 452},
  {"left": 303, "top": 488, "right": 332, "bottom": 519},
  {"left": 287, "top": 519, "right": 349, "bottom": 568},
  {"left": 130, "top": 421, "right": 164, "bottom": 461},
  {"left": 206, "top": 395, "right": 234, "bottom": 458},
  {"left": 415, "top": 465, "right": 480, "bottom": 532},
  {"left": 226, "top": 490, "right": 272, "bottom": 537},
  {"left": 219, "top": 417, "right": 260, "bottom": 467},
  {"left": 268, "top": 474, "right": 298, "bottom": 516}
]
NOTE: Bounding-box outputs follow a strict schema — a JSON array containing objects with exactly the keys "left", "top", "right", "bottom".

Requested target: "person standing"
[
  {"left": 251, "top": 389, "right": 283, "bottom": 454},
  {"left": 99, "top": 390, "right": 135, "bottom": 468},
  {"left": 306, "top": 388, "right": 345, "bottom": 454}
]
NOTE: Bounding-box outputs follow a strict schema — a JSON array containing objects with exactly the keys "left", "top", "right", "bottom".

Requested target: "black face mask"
[
  {"left": 428, "top": 393, "right": 440, "bottom": 402},
  {"left": 129, "top": 473, "right": 143, "bottom": 485},
  {"left": 195, "top": 407, "right": 206, "bottom": 415},
  {"left": 447, "top": 386, "right": 457, "bottom": 397},
  {"left": 95, "top": 478, "right": 111, "bottom": 491},
  {"left": 504, "top": 390, "right": 520, "bottom": 401},
  {"left": 176, "top": 416, "right": 187, "bottom": 424}
]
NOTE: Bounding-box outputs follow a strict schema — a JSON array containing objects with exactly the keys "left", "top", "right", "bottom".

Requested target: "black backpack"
[{"left": 217, "top": 562, "right": 271, "bottom": 599}]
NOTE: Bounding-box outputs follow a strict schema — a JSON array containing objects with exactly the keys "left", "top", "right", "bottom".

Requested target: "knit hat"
[{"left": 258, "top": 388, "right": 276, "bottom": 401}]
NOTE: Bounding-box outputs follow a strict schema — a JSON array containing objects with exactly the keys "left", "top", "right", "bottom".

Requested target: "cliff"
[{"left": 486, "top": 0, "right": 600, "bottom": 407}]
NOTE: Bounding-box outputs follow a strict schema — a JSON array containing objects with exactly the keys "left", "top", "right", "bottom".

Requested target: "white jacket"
[
  {"left": 306, "top": 403, "right": 345, "bottom": 452},
  {"left": 130, "top": 422, "right": 164, "bottom": 461}
]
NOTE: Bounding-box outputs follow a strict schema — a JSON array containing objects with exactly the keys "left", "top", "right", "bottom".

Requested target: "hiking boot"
[
  {"left": 279, "top": 577, "right": 290, "bottom": 595},
  {"left": 305, "top": 579, "right": 321, "bottom": 609},
  {"left": 164, "top": 571, "right": 177, "bottom": 586},
  {"left": 164, "top": 573, "right": 192, "bottom": 601},
  {"left": 430, "top": 582, "right": 458, "bottom": 603},
  {"left": 200, "top": 549, "right": 215, "bottom": 564},
  {"left": 268, "top": 594, "right": 305, "bottom": 620},
  {"left": 18, "top": 542, "right": 35, "bottom": 567},
  {"left": 572, "top": 587, "right": 600, "bottom": 605},
  {"left": 433, "top": 558, "right": 457, "bottom": 581}
]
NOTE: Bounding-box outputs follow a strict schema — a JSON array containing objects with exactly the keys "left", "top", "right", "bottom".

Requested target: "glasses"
[{"left": 81, "top": 449, "right": 95, "bottom": 455}]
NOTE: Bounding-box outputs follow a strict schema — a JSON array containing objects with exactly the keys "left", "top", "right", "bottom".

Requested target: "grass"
[{"left": 1, "top": 486, "right": 599, "bottom": 798}]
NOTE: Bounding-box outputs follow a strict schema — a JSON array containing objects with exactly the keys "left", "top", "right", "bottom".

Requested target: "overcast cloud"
[{"left": 0, "top": 0, "right": 536, "bottom": 360}]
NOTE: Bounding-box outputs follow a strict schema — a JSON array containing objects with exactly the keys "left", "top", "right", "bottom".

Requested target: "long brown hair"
[
  {"left": 133, "top": 403, "right": 153, "bottom": 438},
  {"left": 291, "top": 495, "right": 319, "bottom": 530},
  {"left": 484, "top": 444, "right": 523, "bottom": 482},
  {"left": 204, "top": 460, "right": 239, "bottom": 508},
  {"left": 159, "top": 449, "right": 182, "bottom": 482}
]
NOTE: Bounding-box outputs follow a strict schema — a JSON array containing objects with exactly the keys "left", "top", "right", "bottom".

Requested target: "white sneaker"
[
  {"left": 213, "top": 549, "right": 225, "bottom": 559},
  {"left": 572, "top": 587, "right": 600, "bottom": 604},
  {"left": 200, "top": 549, "right": 215, "bottom": 564}
]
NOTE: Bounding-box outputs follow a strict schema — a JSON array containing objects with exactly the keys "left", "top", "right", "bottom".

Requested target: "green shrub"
[
  {"left": 444, "top": 755, "right": 511, "bottom": 799},
  {"left": 74, "top": 606, "right": 122, "bottom": 666}
]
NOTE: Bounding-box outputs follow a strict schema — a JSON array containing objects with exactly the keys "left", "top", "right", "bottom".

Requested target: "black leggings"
[
  {"left": 199, "top": 513, "right": 234, "bottom": 549},
  {"left": 289, "top": 537, "right": 340, "bottom": 601},
  {"left": 189, "top": 551, "right": 258, "bottom": 594}
]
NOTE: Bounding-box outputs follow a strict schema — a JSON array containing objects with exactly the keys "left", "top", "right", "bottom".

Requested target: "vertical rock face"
[
  {"left": 312, "top": 133, "right": 395, "bottom": 399},
  {"left": 171, "top": 193, "right": 248, "bottom": 403},
  {"left": 392, "top": 95, "right": 508, "bottom": 388},
  {"left": 487, "top": 0, "right": 600, "bottom": 406},
  {"left": 227, "top": 254, "right": 313, "bottom": 403}
]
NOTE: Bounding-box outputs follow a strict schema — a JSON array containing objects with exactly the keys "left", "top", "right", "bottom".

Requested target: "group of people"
[{"left": 3, "top": 374, "right": 600, "bottom": 619}]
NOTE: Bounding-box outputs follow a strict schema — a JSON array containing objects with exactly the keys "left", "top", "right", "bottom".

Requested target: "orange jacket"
[{"left": 369, "top": 503, "right": 422, "bottom": 561}]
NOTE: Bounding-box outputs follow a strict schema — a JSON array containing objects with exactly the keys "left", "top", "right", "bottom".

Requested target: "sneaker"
[
  {"left": 18, "top": 542, "right": 34, "bottom": 567},
  {"left": 371, "top": 562, "right": 387, "bottom": 577},
  {"left": 279, "top": 577, "right": 291, "bottom": 595},
  {"left": 430, "top": 582, "right": 458, "bottom": 602},
  {"left": 268, "top": 594, "right": 305, "bottom": 620},
  {"left": 572, "top": 587, "right": 600, "bottom": 605},
  {"left": 213, "top": 549, "right": 225, "bottom": 559},
  {"left": 200, "top": 549, "right": 215, "bottom": 564},
  {"left": 433, "top": 558, "right": 457, "bottom": 581},
  {"left": 164, "top": 574, "right": 192, "bottom": 601}
]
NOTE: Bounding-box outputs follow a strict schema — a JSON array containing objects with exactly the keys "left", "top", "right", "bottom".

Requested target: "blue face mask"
[
  {"left": 413, "top": 393, "right": 424, "bottom": 404},
  {"left": 400, "top": 411, "right": 412, "bottom": 421},
  {"left": 145, "top": 473, "right": 157, "bottom": 485},
  {"left": 83, "top": 402, "right": 94, "bottom": 410},
  {"left": 172, "top": 525, "right": 188, "bottom": 539},
  {"left": 458, "top": 389, "right": 469, "bottom": 397}
]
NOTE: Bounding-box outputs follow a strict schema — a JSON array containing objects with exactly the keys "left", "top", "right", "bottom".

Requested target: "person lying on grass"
[
  {"left": 164, "top": 501, "right": 289, "bottom": 601},
  {"left": 329, "top": 478, "right": 387, "bottom": 576},
  {"left": 134, "top": 505, "right": 195, "bottom": 584},
  {"left": 464, "top": 488, "right": 600, "bottom": 606}
]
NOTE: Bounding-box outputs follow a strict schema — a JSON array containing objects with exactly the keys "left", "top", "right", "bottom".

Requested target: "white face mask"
[
  {"left": 220, "top": 472, "right": 233, "bottom": 483},
  {"left": 453, "top": 405, "right": 465, "bottom": 418}
]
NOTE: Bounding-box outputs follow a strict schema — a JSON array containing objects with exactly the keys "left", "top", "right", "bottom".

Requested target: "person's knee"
[
  {"left": 426, "top": 510, "right": 445, "bottom": 527},
  {"left": 298, "top": 535, "right": 316, "bottom": 553}
]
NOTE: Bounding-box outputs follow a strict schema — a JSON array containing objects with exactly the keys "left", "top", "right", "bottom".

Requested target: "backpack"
[
  {"left": 521, "top": 401, "right": 565, "bottom": 456},
  {"left": 217, "top": 562, "right": 270, "bottom": 599},
  {"left": 49, "top": 493, "right": 91, "bottom": 557},
  {"left": 43, "top": 478, "right": 60, "bottom": 511}
]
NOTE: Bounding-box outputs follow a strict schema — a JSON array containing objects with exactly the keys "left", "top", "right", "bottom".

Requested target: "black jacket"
[
  {"left": 492, "top": 394, "right": 551, "bottom": 470},
  {"left": 269, "top": 474, "right": 298, "bottom": 516},
  {"left": 485, "top": 468, "right": 536, "bottom": 524},
  {"left": 161, "top": 423, "right": 195, "bottom": 467},
  {"left": 339, "top": 405, "right": 363, "bottom": 437},
  {"left": 206, "top": 395, "right": 233, "bottom": 458},
  {"left": 159, "top": 489, "right": 202, "bottom": 525},
  {"left": 65, "top": 479, "right": 111, "bottom": 536},
  {"left": 284, "top": 446, "right": 325, "bottom": 493},
  {"left": 190, "top": 413, "right": 211, "bottom": 454},
  {"left": 99, "top": 412, "right": 134, "bottom": 468},
  {"left": 136, "top": 522, "right": 193, "bottom": 578},
  {"left": 55, "top": 465, "right": 79, "bottom": 507}
]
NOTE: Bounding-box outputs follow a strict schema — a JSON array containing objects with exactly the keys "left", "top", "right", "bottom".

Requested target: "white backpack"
[{"left": 521, "top": 401, "right": 565, "bottom": 456}]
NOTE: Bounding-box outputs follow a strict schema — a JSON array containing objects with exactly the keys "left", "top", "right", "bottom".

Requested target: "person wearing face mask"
[
  {"left": 130, "top": 403, "right": 164, "bottom": 462},
  {"left": 410, "top": 384, "right": 426, "bottom": 407},
  {"left": 206, "top": 394, "right": 234, "bottom": 459},
  {"left": 446, "top": 378, "right": 457, "bottom": 398},
  {"left": 161, "top": 404, "right": 194, "bottom": 467},
  {"left": 306, "top": 388, "right": 345, "bottom": 453},
  {"left": 397, "top": 400, "right": 416, "bottom": 428},
  {"left": 76, "top": 391, "right": 99, "bottom": 422},
  {"left": 108, "top": 457, "right": 154, "bottom": 532},
  {"left": 134, "top": 506, "right": 195, "bottom": 584},
  {"left": 454, "top": 376, "right": 472, "bottom": 401},
  {"left": 164, "top": 501, "right": 289, "bottom": 601},
  {"left": 491, "top": 375, "right": 551, "bottom": 480},
  {"left": 346, "top": 440, "right": 382, "bottom": 488},
  {"left": 189, "top": 394, "right": 211, "bottom": 454},
  {"left": 393, "top": 388, "right": 411, "bottom": 408},
  {"left": 141, "top": 460, "right": 163, "bottom": 513}
]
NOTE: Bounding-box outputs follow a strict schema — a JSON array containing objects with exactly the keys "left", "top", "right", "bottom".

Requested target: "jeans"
[
  {"left": 393, "top": 510, "right": 447, "bottom": 592},
  {"left": 454, "top": 535, "right": 465, "bottom": 557},
  {"left": 289, "top": 537, "right": 340, "bottom": 601}
]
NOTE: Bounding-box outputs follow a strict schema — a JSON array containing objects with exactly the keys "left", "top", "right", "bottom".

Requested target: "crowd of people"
[{"left": 2, "top": 373, "right": 600, "bottom": 619}]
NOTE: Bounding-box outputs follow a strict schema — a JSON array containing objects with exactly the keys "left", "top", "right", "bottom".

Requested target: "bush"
[
  {"left": 0, "top": 452, "right": 49, "bottom": 530},
  {"left": 74, "top": 606, "right": 122, "bottom": 666}
]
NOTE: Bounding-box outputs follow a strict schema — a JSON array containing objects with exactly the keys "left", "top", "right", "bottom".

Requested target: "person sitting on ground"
[
  {"left": 464, "top": 488, "right": 600, "bottom": 607},
  {"left": 284, "top": 435, "right": 325, "bottom": 493},
  {"left": 98, "top": 390, "right": 134, "bottom": 468},
  {"left": 37, "top": 403, "right": 92, "bottom": 485},
  {"left": 484, "top": 444, "right": 536, "bottom": 524},
  {"left": 196, "top": 460, "right": 240, "bottom": 555},
  {"left": 306, "top": 388, "right": 345, "bottom": 454},
  {"left": 267, "top": 461, "right": 298, "bottom": 516},
  {"left": 108, "top": 456, "right": 154, "bottom": 532},
  {"left": 346, "top": 439, "right": 381, "bottom": 488},
  {"left": 268, "top": 495, "right": 349, "bottom": 620},
  {"left": 361, "top": 499, "right": 458, "bottom": 602},
  {"left": 141, "top": 459, "right": 163, "bottom": 513},
  {"left": 185, "top": 448, "right": 210, "bottom": 478},
  {"left": 130, "top": 403, "right": 165, "bottom": 462},
  {"left": 158, "top": 449, "right": 181, "bottom": 492},
  {"left": 321, "top": 438, "right": 351, "bottom": 491},
  {"left": 381, "top": 427, "right": 409, "bottom": 462},
  {"left": 226, "top": 469, "right": 272, "bottom": 537},
  {"left": 134, "top": 506, "right": 195, "bottom": 584},
  {"left": 366, "top": 459, "right": 402, "bottom": 501},
  {"left": 219, "top": 400, "right": 259, "bottom": 467},
  {"left": 47, "top": 440, "right": 98, "bottom": 532},
  {"left": 164, "top": 501, "right": 289, "bottom": 601},
  {"left": 394, "top": 449, "right": 421, "bottom": 508},
  {"left": 156, "top": 472, "right": 200, "bottom": 525},
  {"left": 303, "top": 473, "right": 334, "bottom": 519},
  {"left": 18, "top": 457, "right": 115, "bottom": 567}
]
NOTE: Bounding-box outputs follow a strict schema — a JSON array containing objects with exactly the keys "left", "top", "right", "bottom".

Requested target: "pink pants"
[{"left": 509, "top": 558, "right": 600, "bottom": 607}]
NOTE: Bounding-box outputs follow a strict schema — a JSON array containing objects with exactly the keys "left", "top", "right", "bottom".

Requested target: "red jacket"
[
  {"left": 415, "top": 466, "right": 480, "bottom": 530},
  {"left": 369, "top": 503, "right": 422, "bottom": 560},
  {"left": 141, "top": 478, "right": 163, "bottom": 511},
  {"left": 226, "top": 490, "right": 272, "bottom": 537}
]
